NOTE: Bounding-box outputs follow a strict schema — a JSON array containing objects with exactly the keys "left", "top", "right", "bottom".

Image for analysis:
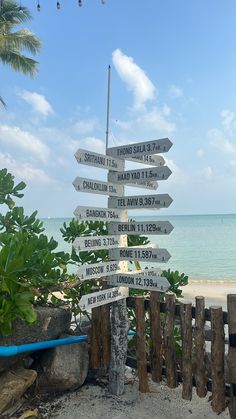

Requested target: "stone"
[
  {"left": 0, "top": 307, "right": 72, "bottom": 373},
  {"left": 37, "top": 333, "right": 89, "bottom": 392},
  {"left": 0, "top": 367, "right": 37, "bottom": 414}
]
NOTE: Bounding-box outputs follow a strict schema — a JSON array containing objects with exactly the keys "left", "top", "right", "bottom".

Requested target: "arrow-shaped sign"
[
  {"left": 107, "top": 138, "right": 172, "bottom": 159},
  {"left": 77, "top": 260, "right": 126, "bottom": 281},
  {"left": 73, "top": 177, "right": 123, "bottom": 196},
  {"left": 74, "top": 206, "right": 125, "bottom": 222},
  {"left": 75, "top": 148, "right": 124, "bottom": 171},
  {"left": 108, "top": 220, "right": 174, "bottom": 235},
  {"left": 127, "top": 154, "right": 165, "bottom": 166},
  {"left": 126, "top": 180, "right": 158, "bottom": 190},
  {"left": 108, "top": 166, "right": 172, "bottom": 185},
  {"left": 79, "top": 286, "right": 129, "bottom": 311},
  {"left": 73, "top": 235, "right": 126, "bottom": 252},
  {"left": 108, "top": 194, "right": 173, "bottom": 210},
  {"left": 107, "top": 273, "right": 169, "bottom": 292},
  {"left": 109, "top": 246, "right": 171, "bottom": 262}
]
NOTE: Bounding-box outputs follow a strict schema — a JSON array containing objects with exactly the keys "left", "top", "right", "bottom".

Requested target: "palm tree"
[{"left": 0, "top": 0, "right": 41, "bottom": 106}]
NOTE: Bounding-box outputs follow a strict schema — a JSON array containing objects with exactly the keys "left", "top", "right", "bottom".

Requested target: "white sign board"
[
  {"left": 127, "top": 154, "right": 165, "bottom": 166},
  {"left": 75, "top": 148, "right": 124, "bottom": 171},
  {"left": 126, "top": 180, "right": 158, "bottom": 190},
  {"left": 108, "top": 220, "right": 174, "bottom": 235},
  {"left": 110, "top": 246, "right": 171, "bottom": 262},
  {"left": 74, "top": 206, "right": 125, "bottom": 222},
  {"left": 108, "top": 166, "right": 172, "bottom": 184},
  {"left": 108, "top": 194, "right": 173, "bottom": 210},
  {"left": 108, "top": 273, "right": 169, "bottom": 292},
  {"left": 73, "top": 177, "right": 123, "bottom": 196},
  {"left": 79, "top": 286, "right": 129, "bottom": 311},
  {"left": 77, "top": 260, "right": 126, "bottom": 281},
  {"left": 73, "top": 235, "right": 126, "bottom": 251},
  {"left": 107, "top": 138, "right": 172, "bottom": 159}
]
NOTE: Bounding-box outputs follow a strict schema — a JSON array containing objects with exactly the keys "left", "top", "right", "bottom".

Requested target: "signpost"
[
  {"left": 109, "top": 246, "right": 171, "bottom": 262},
  {"left": 77, "top": 261, "right": 126, "bottom": 281},
  {"left": 73, "top": 234, "right": 126, "bottom": 251},
  {"left": 73, "top": 177, "right": 123, "bottom": 196},
  {"left": 107, "top": 272, "right": 170, "bottom": 292},
  {"left": 108, "top": 165, "right": 172, "bottom": 184},
  {"left": 107, "top": 138, "right": 172, "bottom": 159},
  {"left": 74, "top": 206, "right": 125, "bottom": 222},
  {"left": 108, "top": 220, "right": 174, "bottom": 235},
  {"left": 75, "top": 148, "right": 124, "bottom": 171},
  {"left": 108, "top": 193, "right": 173, "bottom": 210},
  {"left": 127, "top": 154, "right": 165, "bottom": 166},
  {"left": 126, "top": 180, "right": 158, "bottom": 190},
  {"left": 79, "top": 287, "right": 129, "bottom": 311}
]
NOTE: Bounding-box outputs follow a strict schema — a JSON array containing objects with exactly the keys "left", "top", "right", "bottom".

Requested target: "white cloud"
[
  {"left": 73, "top": 117, "right": 98, "bottom": 135},
  {"left": 208, "top": 128, "right": 236, "bottom": 155},
  {"left": 0, "top": 153, "right": 52, "bottom": 183},
  {"left": 67, "top": 136, "right": 105, "bottom": 154},
  {"left": 136, "top": 106, "right": 176, "bottom": 134},
  {"left": 112, "top": 49, "right": 156, "bottom": 109},
  {"left": 168, "top": 84, "right": 184, "bottom": 98},
  {"left": 0, "top": 124, "right": 50, "bottom": 162},
  {"left": 197, "top": 148, "right": 204, "bottom": 158},
  {"left": 201, "top": 166, "right": 213, "bottom": 180},
  {"left": 220, "top": 109, "right": 236, "bottom": 133},
  {"left": 19, "top": 90, "right": 54, "bottom": 117}
]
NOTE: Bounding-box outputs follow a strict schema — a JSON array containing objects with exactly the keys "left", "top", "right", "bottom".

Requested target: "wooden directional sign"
[
  {"left": 108, "top": 194, "right": 173, "bottom": 210},
  {"left": 107, "top": 138, "right": 172, "bottom": 159},
  {"left": 108, "top": 273, "right": 170, "bottom": 292},
  {"left": 109, "top": 220, "right": 174, "bottom": 235},
  {"left": 127, "top": 154, "right": 165, "bottom": 166},
  {"left": 74, "top": 206, "right": 125, "bottom": 222},
  {"left": 108, "top": 166, "right": 172, "bottom": 184},
  {"left": 73, "top": 177, "right": 123, "bottom": 197},
  {"left": 79, "top": 286, "right": 129, "bottom": 311},
  {"left": 109, "top": 246, "right": 171, "bottom": 262},
  {"left": 75, "top": 148, "right": 124, "bottom": 171},
  {"left": 73, "top": 235, "right": 126, "bottom": 252},
  {"left": 126, "top": 180, "right": 158, "bottom": 190},
  {"left": 77, "top": 260, "right": 126, "bottom": 281}
]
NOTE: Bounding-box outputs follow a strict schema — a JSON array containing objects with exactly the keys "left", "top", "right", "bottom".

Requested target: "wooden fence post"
[
  {"left": 100, "top": 304, "right": 111, "bottom": 373},
  {"left": 149, "top": 291, "right": 162, "bottom": 383},
  {"left": 91, "top": 305, "right": 102, "bottom": 369},
  {"left": 164, "top": 292, "right": 177, "bottom": 388},
  {"left": 194, "top": 296, "right": 207, "bottom": 397},
  {"left": 136, "top": 296, "right": 149, "bottom": 392},
  {"left": 227, "top": 294, "right": 236, "bottom": 418},
  {"left": 211, "top": 306, "right": 225, "bottom": 414},
  {"left": 180, "top": 301, "right": 192, "bottom": 400}
]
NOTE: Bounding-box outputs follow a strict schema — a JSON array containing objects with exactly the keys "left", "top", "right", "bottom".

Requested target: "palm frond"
[
  {"left": 1, "top": 29, "right": 41, "bottom": 55},
  {"left": 0, "top": 95, "right": 6, "bottom": 108},
  {"left": 0, "top": 1, "right": 32, "bottom": 26},
  {"left": 0, "top": 49, "right": 39, "bottom": 76}
]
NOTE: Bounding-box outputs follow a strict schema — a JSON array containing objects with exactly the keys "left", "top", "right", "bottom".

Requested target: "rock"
[
  {"left": 0, "top": 306, "right": 72, "bottom": 373},
  {"left": 74, "top": 315, "right": 91, "bottom": 335},
  {"left": 0, "top": 367, "right": 37, "bottom": 415},
  {"left": 37, "top": 333, "right": 89, "bottom": 392}
]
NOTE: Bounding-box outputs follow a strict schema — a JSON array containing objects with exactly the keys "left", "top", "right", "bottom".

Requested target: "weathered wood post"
[
  {"left": 227, "top": 294, "right": 236, "bottom": 418},
  {"left": 150, "top": 291, "right": 162, "bottom": 382},
  {"left": 210, "top": 306, "right": 225, "bottom": 414},
  {"left": 164, "top": 292, "right": 177, "bottom": 388},
  {"left": 136, "top": 296, "right": 149, "bottom": 392},
  {"left": 180, "top": 301, "right": 192, "bottom": 400},
  {"left": 194, "top": 296, "right": 207, "bottom": 397}
]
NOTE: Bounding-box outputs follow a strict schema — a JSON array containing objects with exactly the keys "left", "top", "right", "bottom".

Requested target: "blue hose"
[{"left": 0, "top": 330, "right": 136, "bottom": 357}]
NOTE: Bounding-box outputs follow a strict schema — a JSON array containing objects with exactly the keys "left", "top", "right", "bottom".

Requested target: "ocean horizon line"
[{"left": 40, "top": 212, "right": 236, "bottom": 220}]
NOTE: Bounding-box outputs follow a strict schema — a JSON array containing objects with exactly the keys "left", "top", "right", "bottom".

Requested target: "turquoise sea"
[{"left": 42, "top": 214, "right": 236, "bottom": 282}]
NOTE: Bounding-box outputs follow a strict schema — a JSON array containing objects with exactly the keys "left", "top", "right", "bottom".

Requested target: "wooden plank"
[
  {"left": 227, "top": 294, "right": 236, "bottom": 418},
  {"left": 108, "top": 193, "right": 173, "bottom": 209},
  {"left": 135, "top": 296, "right": 149, "bottom": 392},
  {"left": 194, "top": 296, "right": 207, "bottom": 397},
  {"left": 107, "top": 138, "right": 173, "bottom": 158},
  {"left": 74, "top": 206, "right": 125, "bottom": 222},
  {"left": 100, "top": 304, "right": 111, "bottom": 372},
  {"left": 91, "top": 305, "right": 102, "bottom": 369},
  {"left": 164, "top": 293, "right": 177, "bottom": 388},
  {"left": 109, "top": 246, "right": 171, "bottom": 263},
  {"left": 180, "top": 302, "right": 192, "bottom": 400},
  {"left": 108, "top": 165, "right": 172, "bottom": 184},
  {"left": 73, "top": 176, "right": 123, "bottom": 196},
  {"left": 108, "top": 220, "right": 174, "bottom": 235},
  {"left": 211, "top": 306, "right": 225, "bottom": 413},
  {"left": 78, "top": 287, "right": 129, "bottom": 311},
  {"left": 73, "top": 235, "right": 126, "bottom": 251},
  {"left": 149, "top": 292, "right": 162, "bottom": 382},
  {"left": 75, "top": 148, "right": 124, "bottom": 171},
  {"left": 77, "top": 261, "right": 126, "bottom": 281},
  {"left": 108, "top": 273, "right": 169, "bottom": 292}
]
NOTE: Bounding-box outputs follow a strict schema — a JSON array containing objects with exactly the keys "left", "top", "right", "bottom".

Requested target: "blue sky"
[{"left": 1, "top": 0, "right": 236, "bottom": 217}]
